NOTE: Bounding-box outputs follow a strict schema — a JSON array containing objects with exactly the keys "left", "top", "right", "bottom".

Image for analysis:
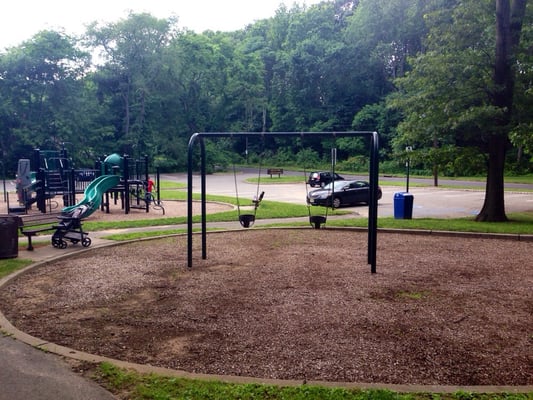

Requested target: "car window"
[{"left": 331, "top": 181, "right": 346, "bottom": 190}]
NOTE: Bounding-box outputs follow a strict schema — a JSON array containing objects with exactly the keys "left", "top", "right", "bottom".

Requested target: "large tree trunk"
[
  {"left": 475, "top": 0, "right": 527, "bottom": 222},
  {"left": 476, "top": 135, "right": 507, "bottom": 221}
]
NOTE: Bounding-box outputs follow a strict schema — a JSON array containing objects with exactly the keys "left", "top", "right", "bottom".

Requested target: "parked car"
[
  {"left": 307, "top": 171, "right": 344, "bottom": 187},
  {"left": 307, "top": 180, "right": 382, "bottom": 208}
]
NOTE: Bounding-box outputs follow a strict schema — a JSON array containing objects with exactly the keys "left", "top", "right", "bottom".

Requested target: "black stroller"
[{"left": 51, "top": 204, "right": 92, "bottom": 249}]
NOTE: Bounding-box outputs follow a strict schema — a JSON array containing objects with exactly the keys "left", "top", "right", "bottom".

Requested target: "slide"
[{"left": 61, "top": 175, "right": 120, "bottom": 219}]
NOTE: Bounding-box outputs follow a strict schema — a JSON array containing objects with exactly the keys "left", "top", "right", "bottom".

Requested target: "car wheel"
[{"left": 332, "top": 196, "right": 341, "bottom": 208}]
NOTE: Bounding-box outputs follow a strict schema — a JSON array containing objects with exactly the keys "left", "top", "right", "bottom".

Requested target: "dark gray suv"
[{"left": 307, "top": 171, "right": 344, "bottom": 187}]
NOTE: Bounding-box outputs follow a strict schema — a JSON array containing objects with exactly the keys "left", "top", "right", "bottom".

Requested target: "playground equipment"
[
  {"left": 98, "top": 153, "right": 163, "bottom": 215},
  {"left": 14, "top": 147, "right": 161, "bottom": 217},
  {"left": 304, "top": 148, "right": 339, "bottom": 229},
  {"left": 61, "top": 175, "right": 121, "bottom": 217},
  {"left": 187, "top": 131, "right": 380, "bottom": 273},
  {"left": 14, "top": 146, "right": 88, "bottom": 213},
  {"left": 232, "top": 154, "right": 264, "bottom": 228}
]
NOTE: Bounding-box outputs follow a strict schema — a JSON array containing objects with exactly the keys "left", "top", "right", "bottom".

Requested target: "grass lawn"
[{"left": 93, "top": 362, "right": 531, "bottom": 400}]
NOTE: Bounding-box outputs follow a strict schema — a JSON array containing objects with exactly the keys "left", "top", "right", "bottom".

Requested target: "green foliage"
[
  {"left": 295, "top": 147, "right": 321, "bottom": 168},
  {"left": 0, "top": 30, "right": 91, "bottom": 172}
]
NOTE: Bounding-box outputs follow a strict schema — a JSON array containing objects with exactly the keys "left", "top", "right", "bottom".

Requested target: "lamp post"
[
  {"left": 405, "top": 146, "right": 413, "bottom": 193},
  {"left": 1, "top": 160, "right": 6, "bottom": 203}
]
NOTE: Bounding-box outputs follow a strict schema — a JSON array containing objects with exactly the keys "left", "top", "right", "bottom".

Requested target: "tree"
[
  {"left": 0, "top": 30, "right": 90, "bottom": 170},
  {"left": 477, "top": 0, "right": 528, "bottom": 221},
  {"left": 389, "top": 0, "right": 530, "bottom": 222},
  {"left": 85, "top": 13, "right": 178, "bottom": 157}
]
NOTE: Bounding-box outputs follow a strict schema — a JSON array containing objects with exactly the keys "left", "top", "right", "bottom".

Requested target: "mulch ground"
[{"left": 0, "top": 229, "right": 531, "bottom": 386}]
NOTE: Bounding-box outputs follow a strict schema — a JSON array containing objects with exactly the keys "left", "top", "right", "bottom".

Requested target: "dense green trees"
[
  {"left": 0, "top": 1, "right": 531, "bottom": 220},
  {"left": 0, "top": 31, "right": 90, "bottom": 167}
]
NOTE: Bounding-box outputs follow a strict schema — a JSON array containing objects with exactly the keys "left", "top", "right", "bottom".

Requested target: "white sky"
[{"left": 0, "top": 0, "right": 324, "bottom": 51}]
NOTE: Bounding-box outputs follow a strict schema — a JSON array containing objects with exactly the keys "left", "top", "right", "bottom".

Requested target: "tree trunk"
[
  {"left": 475, "top": 0, "right": 527, "bottom": 222},
  {"left": 476, "top": 135, "right": 507, "bottom": 222}
]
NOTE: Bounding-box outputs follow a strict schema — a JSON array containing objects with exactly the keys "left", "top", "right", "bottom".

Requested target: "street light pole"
[{"left": 405, "top": 146, "right": 413, "bottom": 193}]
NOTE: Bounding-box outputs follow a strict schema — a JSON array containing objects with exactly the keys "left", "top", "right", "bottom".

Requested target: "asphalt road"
[{"left": 162, "top": 170, "right": 533, "bottom": 219}]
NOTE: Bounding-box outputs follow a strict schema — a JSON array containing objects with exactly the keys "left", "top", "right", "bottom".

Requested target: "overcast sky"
[{"left": 0, "top": 0, "right": 324, "bottom": 51}]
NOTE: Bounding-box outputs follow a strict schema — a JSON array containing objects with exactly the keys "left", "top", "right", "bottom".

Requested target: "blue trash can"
[{"left": 394, "top": 192, "right": 414, "bottom": 219}]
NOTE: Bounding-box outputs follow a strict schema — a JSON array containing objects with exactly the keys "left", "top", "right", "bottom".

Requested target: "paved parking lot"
[{"left": 164, "top": 172, "right": 533, "bottom": 218}]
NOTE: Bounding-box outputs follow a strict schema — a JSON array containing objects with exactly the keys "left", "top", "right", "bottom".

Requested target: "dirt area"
[{"left": 0, "top": 227, "right": 531, "bottom": 386}]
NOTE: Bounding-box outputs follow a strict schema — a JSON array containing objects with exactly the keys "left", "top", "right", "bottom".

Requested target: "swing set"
[
  {"left": 232, "top": 138, "right": 265, "bottom": 228},
  {"left": 187, "top": 131, "right": 379, "bottom": 273},
  {"left": 304, "top": 147, "right": 339, "bottom": 229}
]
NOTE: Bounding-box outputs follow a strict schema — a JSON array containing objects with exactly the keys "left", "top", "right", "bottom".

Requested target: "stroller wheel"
[
  {"left": 82, "top": 237, "right": 92, "bottom": 247},
  {"left": 59, "top": 240, "right": 68, "bottom": 249}
]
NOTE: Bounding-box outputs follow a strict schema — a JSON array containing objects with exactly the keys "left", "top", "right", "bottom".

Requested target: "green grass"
[
  {"left": 0, "top": 258, "right": 33, "bottom": 279},
  {"left": 326, "top": 213, "right": 533, "bottom": 234},
  {"left": 82, "top": 198, "right": 351, "bottom": 233},
  {"left": 157, "top": 180, "right": 186, "bottom": 189},
  {"left": 93, "top": 362, "right": 530, "bottom": 400},
  {"left": 260, "top": 211, "right": 533, "bottom": 234},
  {"left": 92, "top": 211, "right": 533, "bottom": 242}
]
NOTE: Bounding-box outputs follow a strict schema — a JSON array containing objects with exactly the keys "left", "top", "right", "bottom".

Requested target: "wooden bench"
[
  {"left": 266, "top": 168, "right": 283, "bottom": 178},
  {"left": 19, "top": 212, "right": 62, "bottom": 251}
]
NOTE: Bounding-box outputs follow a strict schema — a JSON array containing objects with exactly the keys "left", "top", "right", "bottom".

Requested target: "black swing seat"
[
  {"left": 239, "top": 214, "right": 255, "bottom": 228},
  {"left": 309, "top": 215, "right": 327, "bottom": 229}
]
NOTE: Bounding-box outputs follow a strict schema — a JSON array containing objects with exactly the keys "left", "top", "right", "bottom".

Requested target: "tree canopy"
[{"left": 0, "top": 0, "right": 531, "bottom": 221}]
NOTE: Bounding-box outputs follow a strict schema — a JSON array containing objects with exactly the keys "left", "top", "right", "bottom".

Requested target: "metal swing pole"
[
  {"left": 368, "top": 132, "right": 379, "bottom": 273},
  {"left": 187, "top": 133, "right": 207, "bottom": 268}
]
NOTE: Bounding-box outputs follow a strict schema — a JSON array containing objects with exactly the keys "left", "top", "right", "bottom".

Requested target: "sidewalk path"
[{"left": 0, "top": 335, "right": 117, "bottom": 400}]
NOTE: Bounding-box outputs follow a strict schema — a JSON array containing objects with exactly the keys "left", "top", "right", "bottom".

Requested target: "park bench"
[
  {"left": 266, "top": 168, "right": 283, "bottom": 178},
  {"left": 19, "top": 212, "right": 62, "bottom": 251}
]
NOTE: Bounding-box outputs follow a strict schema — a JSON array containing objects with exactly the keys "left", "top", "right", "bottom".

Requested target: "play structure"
[
  {"left": 186, "top": 131, "right": 380, "bottom": 273},
  {"left": 12, "top": 149, "right": 163, "bottom": 250},
  {"left": 13, "top": 149, "right": 162, "bottom": 216},
  {"left": 13, "top": 146, "right": 100, "bottom": 214}
]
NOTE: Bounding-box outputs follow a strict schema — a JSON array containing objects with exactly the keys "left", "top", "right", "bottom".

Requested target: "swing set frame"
[{"left": 187, "top": 131, "right": 379, "bottom": 273}]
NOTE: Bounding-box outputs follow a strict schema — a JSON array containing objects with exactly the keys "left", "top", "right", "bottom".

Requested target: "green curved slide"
[{"left": 62, "top": 175, "right": 120, "bottom": 219}]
